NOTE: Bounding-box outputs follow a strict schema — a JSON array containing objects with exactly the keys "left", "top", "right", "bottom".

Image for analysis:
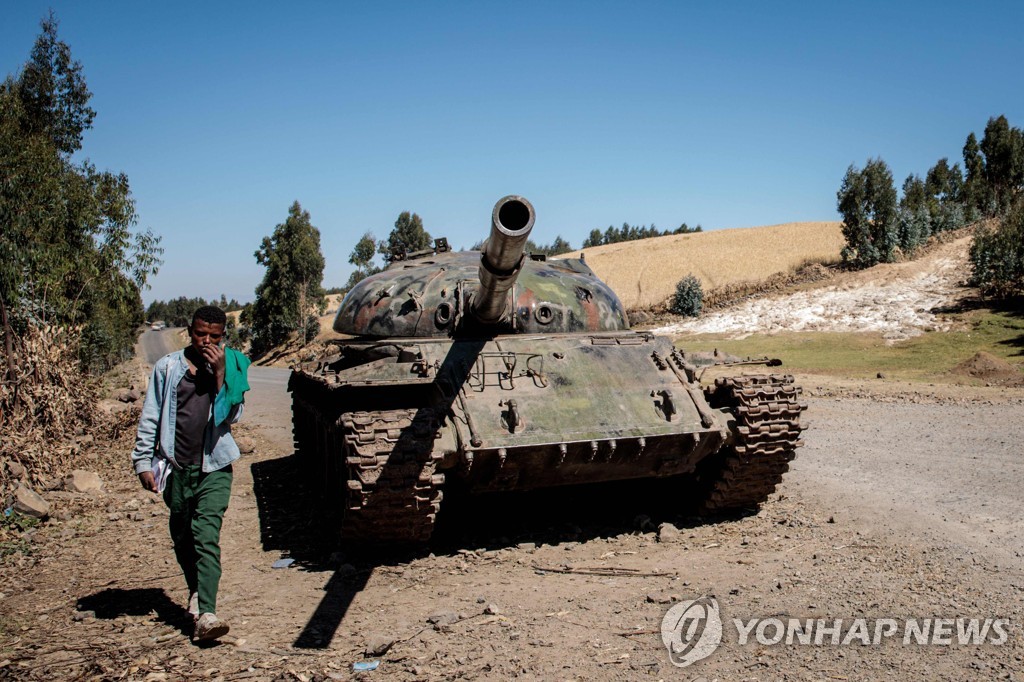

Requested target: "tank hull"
[{"left": 289, "top": 331, "right": 805, "bottom": 543}]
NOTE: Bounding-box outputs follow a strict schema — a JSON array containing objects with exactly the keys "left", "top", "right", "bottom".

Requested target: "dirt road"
[{"left": 2, "top": 359, "right": 1022, "bottom": 679}]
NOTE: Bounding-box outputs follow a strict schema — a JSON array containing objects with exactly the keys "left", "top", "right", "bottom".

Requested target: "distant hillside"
[{"left": 566, "top": 221, "right": 844, "bottom": 309}]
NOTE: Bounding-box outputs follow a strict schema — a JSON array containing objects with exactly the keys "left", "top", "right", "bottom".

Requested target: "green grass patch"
[
  {"left": 674, "top": 308, "right": 1024, "bottom": 383},
  {"left": 0, "top": 512, "right": 38, "bottom": 558}
]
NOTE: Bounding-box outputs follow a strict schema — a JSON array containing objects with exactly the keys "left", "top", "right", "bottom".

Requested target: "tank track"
[
  {"left": 340, "top": 409, "right": 445, "bottom": 544},
  {"left": 697, "top": 374, "right": 806, "bottom": 514},
  {"left": 290, "top": 376, "right": 445, "bottom": 544}
]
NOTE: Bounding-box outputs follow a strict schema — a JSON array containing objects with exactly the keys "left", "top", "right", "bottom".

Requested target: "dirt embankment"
[{"left": 951, "top": 350, "right": 1024, "bottom": 386}]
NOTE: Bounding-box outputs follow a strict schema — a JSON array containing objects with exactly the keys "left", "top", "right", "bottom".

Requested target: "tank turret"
[{"left": 333, "top": 195, "right": 629, "bottom": 337}]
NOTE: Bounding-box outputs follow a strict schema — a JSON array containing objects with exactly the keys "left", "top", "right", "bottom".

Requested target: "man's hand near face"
[
  {"left": 187, "top": 318, "right": 227, "bottom": 391},
  {"left": 201, "top": 342, "right": 226, "bottom": 391}
]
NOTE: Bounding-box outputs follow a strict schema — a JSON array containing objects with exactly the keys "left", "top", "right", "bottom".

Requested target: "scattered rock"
[
  {"left": 235, "top": 435, "right": 256, "bottom": 454},
  {"left": 517, "top": 542, "right": 537, "bottom": 551},
  {"left": 108, "top": 512, "right": 123, "bottom": 522},
  {"left": 646, "top": 593, "right": 673, "bottom": 604},
  {"left": 657, "top": 522, "right": 682, "bottom": 543},
  {"left": 64, "top": 470, "right": 104, "bottom": 494},
  {"left": 6, "top": 461, "right": 27, "bottom": 481},
  {"left": 97, "top": 399, "right": 130, "bottom": 415},
  {"left": 426, "top": 611, "right": 460, "bottom": 626},
  {"left": 484, "top": 603, "right": 501, "bottom": 615},
  {"left": 12, "top": 484, "right": 49, "bottom": 519},
  {"left": 877, "top": 372, "right": 886, "bottom": 379},
  {"left": 364, "top": 635, "right": 395, "bottom": 656},
  {"left": 112, "top": 387, "right": 141, "bottom": 403}
]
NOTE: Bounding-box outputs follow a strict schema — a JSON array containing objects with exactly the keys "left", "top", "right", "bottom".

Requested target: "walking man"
[{"left": 131, "top": 305, "right": 250, "bottom": 641}]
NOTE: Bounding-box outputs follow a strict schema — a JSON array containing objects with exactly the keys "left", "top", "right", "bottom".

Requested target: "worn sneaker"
[
  {"left": 193, "top": 612, "right": 230, "bottom": 641},
  {"left": 188, "top": 592, "right": 199, "bottom": 621}
]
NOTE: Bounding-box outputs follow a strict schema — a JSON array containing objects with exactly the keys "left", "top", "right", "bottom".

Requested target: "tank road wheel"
[
  {"left": 695, "top": 374, "right": 806, "bottom": 514},
  {"left": 338, "top": 409, "right": 446, "bottom": 545}
]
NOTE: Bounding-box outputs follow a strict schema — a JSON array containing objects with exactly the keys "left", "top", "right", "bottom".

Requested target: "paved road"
[{"left": 138, "top": 327, "right": 184, "bottom": 365}]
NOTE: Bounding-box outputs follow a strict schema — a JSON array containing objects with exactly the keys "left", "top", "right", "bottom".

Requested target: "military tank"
[{"left": 289, "top": 195, "right": 805, "bottom": 544}]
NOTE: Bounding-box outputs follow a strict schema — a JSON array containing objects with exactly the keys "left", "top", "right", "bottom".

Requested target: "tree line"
[
  {"left": 0, "top": 14, "right": 162, "bottom": 380},
  {"left": 339, "top": 216, "right": 702, "bottom": 295},
  {"left": 582, "top": 222, "right": 702, "bottom": 248},
  {"left": 837, "top": 115, "right": 1024, "bottom": 297},
  {"left": 145, "top": 295, "right": 244, "bottom": 327}
]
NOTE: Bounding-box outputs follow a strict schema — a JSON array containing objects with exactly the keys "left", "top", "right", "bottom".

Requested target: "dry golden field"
[{"left": 567, "top": 221, "right": 844, "bottom": 309}]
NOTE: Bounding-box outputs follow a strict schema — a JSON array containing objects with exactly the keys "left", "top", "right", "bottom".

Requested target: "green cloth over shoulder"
[{"left": 214, "top": 347, "right": 251, "bottom": 426}]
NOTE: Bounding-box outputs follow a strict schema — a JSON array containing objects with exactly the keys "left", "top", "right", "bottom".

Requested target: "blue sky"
[{"left": 3, "top": 1, "right": 1022, "bottom": 304}]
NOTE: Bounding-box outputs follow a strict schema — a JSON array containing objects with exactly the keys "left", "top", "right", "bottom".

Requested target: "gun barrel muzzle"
[{"left": 473, "top": 195, "right": 536, "bottom": 324}]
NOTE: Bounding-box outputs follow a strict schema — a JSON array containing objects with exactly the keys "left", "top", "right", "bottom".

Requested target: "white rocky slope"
[{"left": 653, "top": 236, "right": 973, "bottom": 340}]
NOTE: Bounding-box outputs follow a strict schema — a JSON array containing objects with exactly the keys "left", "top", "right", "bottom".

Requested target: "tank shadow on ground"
[
  {"left": 250, "top": 450, "right": 752, "bottom": 649},
  {"left": 250, "top": 454, "right": 371, "bottom": 649}
]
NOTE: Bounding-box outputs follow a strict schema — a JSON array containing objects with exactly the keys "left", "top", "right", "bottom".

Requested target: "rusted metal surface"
[{"left": 292, "top": 195, "right": 807, "bottom": 544}]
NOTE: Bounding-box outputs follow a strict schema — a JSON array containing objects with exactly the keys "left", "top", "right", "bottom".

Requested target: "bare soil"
[
  {"left": 2, "top": 374, "right": 1023, "bottom": 681},
  {"left": 951, "top": 351, "right": 1024, "bottom": 385}
]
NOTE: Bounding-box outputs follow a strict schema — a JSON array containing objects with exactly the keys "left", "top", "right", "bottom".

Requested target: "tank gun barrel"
[{"left": 472, "top": 195, "right": 536, "bottom": 324}]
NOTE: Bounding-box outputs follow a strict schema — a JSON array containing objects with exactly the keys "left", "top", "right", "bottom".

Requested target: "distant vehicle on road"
[{"left": 149, "top": 321, "right": 166, "bottom": 331}]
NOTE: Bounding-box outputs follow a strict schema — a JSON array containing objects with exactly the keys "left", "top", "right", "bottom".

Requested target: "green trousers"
[{"left": 164, "top": 464, "right": 232, "bottom": 615}]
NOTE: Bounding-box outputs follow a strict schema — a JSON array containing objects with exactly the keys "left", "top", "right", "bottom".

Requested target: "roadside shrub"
[
  {"left": 671, "top": 275, "right": 704, "bottom": 317},
  {"left": 970, "top": 206, "right": 1024, "bottom": 298}
]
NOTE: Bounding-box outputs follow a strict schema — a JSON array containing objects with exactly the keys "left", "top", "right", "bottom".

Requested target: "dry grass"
[{"left": 568, "top": 221, "right": 844, "bottom": 309}]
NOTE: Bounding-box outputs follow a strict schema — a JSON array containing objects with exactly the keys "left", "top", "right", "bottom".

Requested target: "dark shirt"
[{"left": 174, "top": 368, "right": 215, "bottom": 466}]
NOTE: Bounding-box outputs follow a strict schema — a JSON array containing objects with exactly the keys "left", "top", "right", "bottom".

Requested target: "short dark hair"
[{"left": 192, "top": 305, "right": 227, "bottom": 327}]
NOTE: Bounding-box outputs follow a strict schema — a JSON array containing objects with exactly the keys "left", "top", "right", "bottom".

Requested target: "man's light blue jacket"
[{"left": 131, "top": 350, "right": 244, "bottom": 475}]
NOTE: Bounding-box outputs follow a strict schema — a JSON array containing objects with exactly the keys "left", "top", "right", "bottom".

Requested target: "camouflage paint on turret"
[{"left": 334, "top": 247, "right": 628, "bottom": 337}]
